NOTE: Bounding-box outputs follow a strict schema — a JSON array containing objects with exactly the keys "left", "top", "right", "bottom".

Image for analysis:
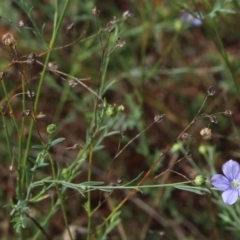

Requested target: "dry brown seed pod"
[
  {"left": 2, "top": 33, "right": 17, "bottom": 47},
  {"left": 200, "top": 128, "right": 212, "bottom": 140}
]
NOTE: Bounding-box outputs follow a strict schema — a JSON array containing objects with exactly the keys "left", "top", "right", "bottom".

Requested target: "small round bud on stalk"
[
  {"left": 123, "top": 10, "right": 132, "bottom": 19},
  {"left": 69, "top": 80, "right": 78, "bottom": 88},
  {"left": 27, "top": 52, "right": 37, "bottom": 65},
  {"left": 19, "top": 20, "right": 25, "bottom": 27},
  {"left": 193, "top": 175, "right": 206, "bottom": 186},
  {"left": 0, "top": 71, "right": 5, "bottom": 80},
  {"left": 210, "top": 115, "right": 218, "bottom": 124},
  {"left": 9, "top": 164, "right": 15, "bottom": 173},
  {"left": 224, "top": 110, "right": 232, "bottom": 117},
  {"left": 117, "top": 176, "right": 124, "bottom": 184},
  {"left": 66, "top": 23, "right": 74, "bottom": 31},
  {"left": 92, "top": 6, "right": 100, "bottom": 16},
  {"left": 2, "top": 33, "right": 17, "bottom": 47},
  {"left": 48, "top": 62, "right": 58, "bottom": 70},
  {"left": 21, "top": 110, "right": 31, "bottom": 117},
  {"left": 107, "top": 21, "right": 115, "bottom": 32},
  {"left": 72, "top": 144, "right": 82, "bottom": 150},
  {"left": 26, "top": 90, "right": 35, "bottom": 98},
  {"left": 207, "top": 86, "right": 216, "bottom": 96},
  {"left": 181, "top": 133, "right": 191, "bottom": 141},
  {"left": 154, "top": 114, "right": 165, "bottom": 122},
  {"left": 47, "top": 124, "right": 56, "bottom": 134},
  {"left": 116, "top": 38, "right": 126, "bottom": 47}
]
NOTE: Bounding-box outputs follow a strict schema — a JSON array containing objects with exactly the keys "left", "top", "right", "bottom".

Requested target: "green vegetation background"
[{"left": 0, "top": 0, "right": 240, "bottom": 240}]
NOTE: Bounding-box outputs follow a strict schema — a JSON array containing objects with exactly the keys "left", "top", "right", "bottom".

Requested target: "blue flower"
[
  {"left": 211, "top": 160, "right": 240, "bottom": 205},
  {"left": 180, "top": 11, "right": 203, "bottom": 26}
]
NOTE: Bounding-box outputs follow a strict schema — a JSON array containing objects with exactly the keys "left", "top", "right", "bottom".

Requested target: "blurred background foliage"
[{"left": 1, "top": 0, "right": 240, "bottom": 239}]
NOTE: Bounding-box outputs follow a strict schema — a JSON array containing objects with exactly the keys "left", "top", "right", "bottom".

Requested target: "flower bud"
[
  {"left": 117, "top": 105, "right": 124, "bottom": 112},
  {"left": 194, "top": 175, "right": 206, "bottom": 186},
  {"left": 105, "top": 105, "right": 114, "bottom": 116},
  {"left": 47, "top": 124, "right": 56, "bottom": 134}
]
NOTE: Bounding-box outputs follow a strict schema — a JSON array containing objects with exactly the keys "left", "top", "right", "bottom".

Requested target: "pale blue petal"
[
  {"left": 211, "top": 174, "right": 230, "bottom": 191},
  {"left": 222, "top": 160, "right": 240, "bottom": 180},
  {"left": 222, "top": 189, "right": 238, "bottom": 205}
]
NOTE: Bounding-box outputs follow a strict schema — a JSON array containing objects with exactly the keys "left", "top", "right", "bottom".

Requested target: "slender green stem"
[{"left": 87, "top": 143, "right": 94, "bottom": 240}]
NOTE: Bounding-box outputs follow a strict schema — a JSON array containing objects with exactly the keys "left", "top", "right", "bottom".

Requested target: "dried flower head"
[
  {"left": 154, "top": 114, "right": 165, "bottom": 122},
  {"left": 69, "top": 80, "right": 78, "bottom": 88},
  {"left": 27, "top": 52, "right": 37, "bottom": 65},
  {"left": 36, "top": 112, "right": 46, "bottom": 119},
  {"left": 48, "top": 62, "right": 58, "bottom": 70},
  {"left": 119, "top": 131, "right": 126, "bottom": 138},
  {"left": 123, "top": 10, "right": 132, "bottom": 19},
  {"left": 72, "top": 144, "right": 82, "bottom": 150},
  {"left": 19, "top": 20, "right": 25, "bottom": 27},
  {"left": 107, "top": 21, "right": 115, "bottom": 32},
  {"left": 21, "top": 110, "right": 31, "bottom": 117},
  {"left": 181, "top": 132, "right": 191, "bottom": 141},
  {"left": 26, "top": 90, "right": 35, "bottom": 98},
  {"left": 200, "top": 127, "right": 212, "bottom": 140},
  {"left": 117, "top": 176, "right": 124, "bottom": 184},
  {"left": 2, "top": 33, "right": 17, "bottom": 47},
  {"left": 116, "top": 38, "right": 126, "bottom": 47},
  {"left": 9, "top": 164, "right": 15, "bottom": 173},
  {"left": 210, "top": 115, "right": 218, "bottom": 124},
  {"left": 92, "top": 6, "right": 100, "bottom": 16},
  {"left": 224, "top": 110, "right": 233, "bottom": 117},
  {"left": 207, "top": 86, "right": 216, "bottom": 96},
  {"left": 0, "top": 71, "right": 5, "bottom": 80},
  {"left": 66, "top": 23, "right": 74, "bottom": 31}
]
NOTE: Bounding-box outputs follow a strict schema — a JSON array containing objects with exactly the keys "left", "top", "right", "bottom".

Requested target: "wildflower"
[
  {"left": 211, "top": 160, "right": 240, "bottom": 205},
  {"left": 180, "top": 11, "right": 203, "bottom": 26}
]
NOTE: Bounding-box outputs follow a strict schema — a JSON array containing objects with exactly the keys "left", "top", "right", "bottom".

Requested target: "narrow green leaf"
[
  {"left": 31, "top": 145, "right": 44, "bottom": 149},
  {"left": 50, "top": 137, "right": 65, "bottom": 146},
  {"left": 174, "top": 185, "right": 211, "bottom": 195},
  {"left": 124, "top": 171, "right": 144, "bottom": 186}
]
